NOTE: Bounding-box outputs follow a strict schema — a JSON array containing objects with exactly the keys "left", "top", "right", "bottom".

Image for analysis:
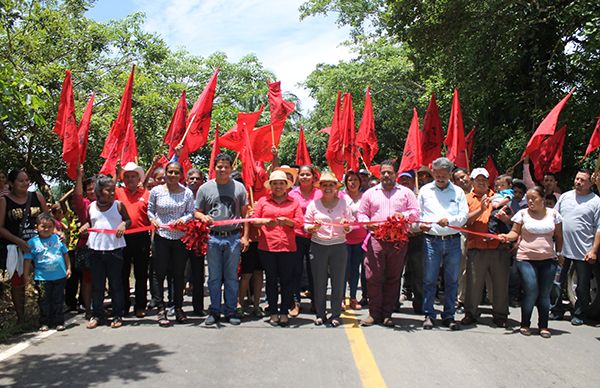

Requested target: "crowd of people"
[{"left": 1, "top": 154, "right": 598, "bottom": 339}]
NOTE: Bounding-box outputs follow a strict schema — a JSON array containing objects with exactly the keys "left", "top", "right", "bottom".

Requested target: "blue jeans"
[
  {"left": 345, "top": 243, "right": 365, "bottom": 299},
  {"left": 517, "top": 259, "right": 556, "bottom": 329},
  {"left": 423, "top": 235, "right": 461, "bottom": 320},
  {"left": 206, "top": 233, "right": 241, "bottom": 317}
]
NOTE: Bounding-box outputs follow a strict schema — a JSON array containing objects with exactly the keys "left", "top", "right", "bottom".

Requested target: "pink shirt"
[
  {"left": 512, "top": 208, "right": 562, "bottom": 261},
  {"left": 288, "top": 187, "right": 319, "bottom": 239},
  {"left": 305, "top": 198, "right": 354, "bottom": 245},
  {"left": 357, "top": 184, "right": 420, "bottom": 224},
  {"left": 343, "top": 192, "right": 368, "bottom": 245}
]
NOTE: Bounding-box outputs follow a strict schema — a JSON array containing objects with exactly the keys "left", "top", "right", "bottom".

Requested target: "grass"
[{"left": 0, "top": 277, "right": 40, "bottom": 343}]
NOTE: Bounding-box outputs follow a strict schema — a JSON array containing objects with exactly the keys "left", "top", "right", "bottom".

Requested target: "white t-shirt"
[{"left": 511, "top": 208, "right": 562, "bottom": 261}]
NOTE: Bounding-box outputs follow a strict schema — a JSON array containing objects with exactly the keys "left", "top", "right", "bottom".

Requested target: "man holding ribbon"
[
  {"left": 357, "top": 160, "right": 419, "bottom": 327},
  {"left": 418, "top": 157, "right": 468, "bottom": 331}
]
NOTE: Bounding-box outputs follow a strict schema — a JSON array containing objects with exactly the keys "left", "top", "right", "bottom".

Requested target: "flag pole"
[
  {"left": 232, "top": 152, "right": 240, "bottom": 170},
  {"left": 270, "top": 123, "right": 276, "bottom": 148},
  {"left": 358, "top": 152, "right": 370, "bottom": 172},
  {"left": 248, "top": 186, "right": 255, "bottom": 206},
  {"left": 415, "top": 171, "right": 420, "bottom": 194},
  {"left": 176, "top": 113, "right": 197, "bottom": 148}
]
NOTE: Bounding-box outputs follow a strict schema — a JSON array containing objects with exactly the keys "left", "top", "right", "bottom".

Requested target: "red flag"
[
  {"left": 251, "top": 162, "right": 269, "bottom": 202},
  {"left": 444, "top": 88, "right": 468, "bottom": 168},
  {"left": 156, "top": 155, "right": 170, "bottom": 169},
  {"left": 240, "top": 118, "right": 258, "bottom": 192},
  {"left": 219, "top": 106, "right": 264, "bottom": 152},
  {"left": 465, "top": 127, "right": 476, "bottom": 166},
  {"left": 53, "top": 70, "right": 80, "bottom": 180},
  {"left": 584, "top": 117, "right": 600, "bottom": 158},
  {"left": 341, "top": 93, "right": 358, "bottom": 172},
  {"left": 522, "top": 89, "right": 573, "bottom": 159},
  {"left": 250, "top": 120, "right": 285, "bottom": 162},
  {"left": 325, "top": 92, "right": 345, "bottom": 180},
  {"left": 208, "top": 125, "right": 221, "bottom": 180},
  {"left": 185, "top": 67, "right": 219, "bottom": 152},
  {"left": 268, "top": 80, "right": 295, "bottom": 123},
  {"left": 78, "top": 93, "right": 94, "bottom": 164},
  {"left": 399, "top": 108, "right": 422, "bottom": 172},
  {"left": 531, "top": 126, "right": 567, "bottom": 182},
  {"left": 421, "top": 93, "right": 444, "bottom": 166},
  {"left": 296, "top": 125, "right": 312, "bottom": 166},
  {"left": 370, "top": 164, "right": 381, "bottom": 179},
  {"left": 356, "top": 87, "right": 378, "bottom": 168},
  {"left": 484, "top": 156, "right": 499, "bottom": 187},
  {"left": 100, "top": 65, "right": 135, "bottom": 176},
  {"left": 120, "top": 121, "right": 138, "bottom": 166},
  {"left": 164, "top": 91, "right": 188, "bottom": 149}
]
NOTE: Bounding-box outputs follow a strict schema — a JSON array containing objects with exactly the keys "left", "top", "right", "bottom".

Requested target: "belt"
[
  {"left": 424, "top": 233, "right": 460, "bottom": 240},
  {"left": 210, "top": 229, "right": 241, "bottom": 237}
]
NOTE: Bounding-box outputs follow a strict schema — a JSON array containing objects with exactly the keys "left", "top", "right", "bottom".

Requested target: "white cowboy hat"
[
  {"left": 314, "top": 171, "right": 343, "bottom": 189},
  {"left": 121, "top": 162, "right": 145, "bottom": 182},
  {"left": 264, "top": 170, "right": 293, "bottom": 190}
]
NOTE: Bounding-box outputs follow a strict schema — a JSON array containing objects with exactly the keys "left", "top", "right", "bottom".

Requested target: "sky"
[{"left": 86, "top": 0, "right": 354, "bottom": 113}]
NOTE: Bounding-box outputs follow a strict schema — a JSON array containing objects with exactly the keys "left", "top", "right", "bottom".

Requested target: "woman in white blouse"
[{"left": 148, "top": 162, "right": 195, "bottom": 326}]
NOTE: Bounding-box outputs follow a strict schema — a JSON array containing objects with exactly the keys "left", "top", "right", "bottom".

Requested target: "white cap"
[{"left": 470, "top": 167, "right": 489, "bottom": 179}]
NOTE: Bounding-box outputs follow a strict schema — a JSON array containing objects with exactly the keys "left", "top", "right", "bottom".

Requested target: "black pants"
[
  {"left": 189, "top": 252, "right": 205, "bottom": 312},
  {"left": 36, "top": 278, "right": 66, "bottom": 326},
  {"left": 294, "top": 236, "right": 313, "bottom": 303},
  {"left": 122, "top": 232, "right": 151, "bottom": 312},
  {"left": 259, "top": 250, "right": 296, "bottom": 315},
  {"left": 90, "top": 249, "right": 124, "bottom": 318},
  {"left": 152, "top": 235, "right": 189, "bottom": 309},
  {"left": 65, "top": 250, "right": 81, "bottom": 309},
  {"left": 404, "top": 234, "right": 424, "bottom": 313}
]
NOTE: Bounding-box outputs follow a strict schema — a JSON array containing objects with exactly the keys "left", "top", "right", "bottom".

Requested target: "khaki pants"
[{"left": 465, "top": 248, "right": 511, "bottom": 319}]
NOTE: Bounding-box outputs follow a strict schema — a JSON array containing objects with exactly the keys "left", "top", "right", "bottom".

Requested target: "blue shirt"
[
  {"left": 24, "top": 234, "right": 68, "bottom": 281},
  {"left": 418, "top": 181, "right": 469, "bottom": 236}
]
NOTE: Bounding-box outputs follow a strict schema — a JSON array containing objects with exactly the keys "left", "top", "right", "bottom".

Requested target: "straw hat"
[
  {"left": 314, "top": 171, "right": 343, "bottom": 189},
  {"left": 121, "top": 162, "right": 145, "bottom": 182},
  {"left": 276, "top": 165, "right": 298, "bottom": 184},
  {"left": 264, "top": 170, "right": 293, "bottom": 190}
]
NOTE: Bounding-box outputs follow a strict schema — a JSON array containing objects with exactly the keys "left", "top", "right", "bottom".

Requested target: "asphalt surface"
[{"left": 1, "top": 295, "right": 599, "bottom": 387}]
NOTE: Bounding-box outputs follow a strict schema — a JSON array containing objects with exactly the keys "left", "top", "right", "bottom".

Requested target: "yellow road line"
[{"left": 341, "top": 311, "right": 387, "bottom": 388}]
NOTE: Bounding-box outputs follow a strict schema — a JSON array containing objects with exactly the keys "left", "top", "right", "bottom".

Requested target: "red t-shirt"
[
  {"left": 253, "top": 195, "right": 304, "bottom": 252},
  {"left": 115, "top": 186, "right": 150, "bottom": 229}
]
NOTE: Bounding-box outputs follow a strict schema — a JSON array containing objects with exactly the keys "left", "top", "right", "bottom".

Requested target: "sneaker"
[
  {"left": 227, "top": 316, "right": 241, "bottom": 325},
  {"left": 204, "top": 314, "right": 218, "bottom": 326},
  {"left": 442, "top": 318, "right": 460, "bottom": 331},
  {"left": 56, "top": 324, "right": 66, "bottom": 331},
  {"left": 86, "top": 317, "right": 99, "bottom": 329},
  {"left": 253, "top": 306, "right": 265, "bottom": 318},
  {"left": 423, "top": 317, "right": 434, "bottom": 330},
  {"left": 167, "top": 306, "right": 175, "bottom": 317},
  {"left": 549, "top": 312, "right": 564, "bottom": 321},
  {"left": 571, "top": 317, "right": 584, "bottom": 326}
]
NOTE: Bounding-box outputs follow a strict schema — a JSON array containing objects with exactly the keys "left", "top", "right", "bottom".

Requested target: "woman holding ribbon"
[
  {"left": 83, "top": 175, "right": 131, "bottom": 329},
  {"left": 147, "top": 161, "right": 195, "bottom": 326},
  {"left": 252, "top": 170, "right": 303, "bottom": 327},
  {"left": 305, "top": 172, "right": 353, "bottom": 327}
]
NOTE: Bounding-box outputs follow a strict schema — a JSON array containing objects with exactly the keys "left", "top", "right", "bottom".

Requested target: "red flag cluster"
[{"left": 53, "top": 70, "right": 95, "bottom": 180}]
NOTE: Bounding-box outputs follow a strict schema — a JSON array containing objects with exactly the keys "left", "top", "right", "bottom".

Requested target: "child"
[
  {"left": 488, "top": 175, "right": 514, "bottom": 235},
  {"left": 23, "top": 212, "right": 71, "bottom": 331}
]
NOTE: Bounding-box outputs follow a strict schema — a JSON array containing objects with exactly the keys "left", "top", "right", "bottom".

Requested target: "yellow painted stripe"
[{"left": 341, "top": 311, "right": 387, "bottom": 388}]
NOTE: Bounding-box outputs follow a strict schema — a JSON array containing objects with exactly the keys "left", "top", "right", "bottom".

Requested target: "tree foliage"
[{"left": 300, "top": 0, "right": 600, "bottom": 181}]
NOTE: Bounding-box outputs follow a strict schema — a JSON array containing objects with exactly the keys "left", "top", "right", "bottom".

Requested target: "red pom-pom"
[
  {"left": 372, "top": 216, "right": 409, "bottom": 242},
  {"left": 172, "top": 219, "right": 210, "bottom": 255}
]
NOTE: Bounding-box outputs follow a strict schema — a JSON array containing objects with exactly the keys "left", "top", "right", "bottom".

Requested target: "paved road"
[{"left": 1, "top": 297, "right": 599, "bottom": 387}]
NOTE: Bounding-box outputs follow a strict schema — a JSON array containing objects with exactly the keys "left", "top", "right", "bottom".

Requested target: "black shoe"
[
  {"left": 492, "top": 317, "right": 507, "bottom": 328},
  {"left": 442, "top": 318, "right": 460, "bottom": 331},
  {"left": 460, "top": 313, "right": 477, "bottom": 326},
  {"left": 423, "top": 317, "right": 434, "bottom": 330},
  {"left": 548, "top": 312, "right": 564, "bottom": 321}
]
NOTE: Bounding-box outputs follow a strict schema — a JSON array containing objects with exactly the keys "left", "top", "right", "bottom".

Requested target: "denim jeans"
[
  {"left": 345, "top": 243, "right": 365, "bottom": 299},
  {"left": 206, "top": 233, "right": 241, "bottom": 317},
  {"left": 35, "top": 278, "right": 66, "bottom": 326},
  {"left": 90, "top": 249, "right": 124, "bottom": 318},
  {"left": 423, "top": 235, "right": 461, "bottom": 320},
  {"left": 569, "top": 259, "right": 594, "bottom": 319},
  {"left": 517, "top": 259, "right": 556, "bottom": 329}
]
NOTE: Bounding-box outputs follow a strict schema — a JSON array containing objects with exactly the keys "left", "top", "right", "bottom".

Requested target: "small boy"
[
  {"left": 23, "top": 212, "right": 71, "bottom": 331},
  {"left": 488, "top": 175, "right": 514, "bottom": 235}
]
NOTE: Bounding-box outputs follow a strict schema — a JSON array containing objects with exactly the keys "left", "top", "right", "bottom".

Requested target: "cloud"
[{"left": 134, "top": 0, "right": 354, "bottom": 112}]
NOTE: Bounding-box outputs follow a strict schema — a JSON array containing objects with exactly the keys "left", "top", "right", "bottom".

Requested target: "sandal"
[
  {"left": 519, "top": 326, "right": 531, "bottom": 336},
  {"left": 86, "top": 317, "right": 99, "bottom": 329},
  {"left": 157, "top": 310, "right": 170, "bottom": 327},
  {"left": 539, "top": 328, "right": 551, "bottom": 339},
  {"left": 175, "top": 308, "right": 187, "bottom": 324},
  {"left": 111, "top": 317, "right": 123, "bottom": 329},
  {"left": 268, "top": 314, "right": 279, "bottom": 326}
]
